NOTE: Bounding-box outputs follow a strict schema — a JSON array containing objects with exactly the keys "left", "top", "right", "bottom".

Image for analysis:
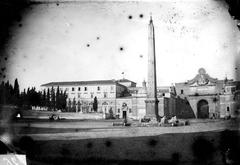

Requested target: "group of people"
[{"left": 160, "top": 116, "right": 179, "bottom": 126}]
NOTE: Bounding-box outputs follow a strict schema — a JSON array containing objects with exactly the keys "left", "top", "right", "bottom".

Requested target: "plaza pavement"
[{"left": 6, "top": 118, "right": 239, "bottom": 141}]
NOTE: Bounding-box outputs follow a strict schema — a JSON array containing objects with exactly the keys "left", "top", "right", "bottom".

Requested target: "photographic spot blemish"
[
  {"left": 148, "top": 139, "right": 158, "bottom": 147},
  {"left": 139, "top": 55, "right": 143, "bottom": 58},
  {"left": 192, "top": 137, "right": 214, "bottom": 161},
  {"left": 4, "top": 57, "right": 7, "bottom": 61},
  {"left": 3, "top": 75, "right": 6, "bottom": 78},
  {"left": 96, "top": 37, "right": 100, "bottom": 40},
  {"left": 105, "top": 140, "right": 112, "bottom": 147},
  {"left": 56, "top": 3, "right": 59, "bottom": 6},
  {"left": 139, "top": 14, "right": 144, "bottom": 18},
  {"left": 149, "top": 150, "right": 156, "bottom": 157},
  {"left": 172, "top": 152, "right": 181, "bottom": 163},
  {"left": 86, "top": 44, "right": 90, "bottom": 47},
  {"left": 128, "top": 15, "right": 132, "bottom": 19},
  {"left": 60, "top": 147, "right": 70, "bottom": 156},
  {"left": 86, "top": 142, "right": 93, "bottom": 148},
  {"left": 23, "top": 68, "right": 26, "bottom": 72},
  {"left": 119, "top": 47, "right": 124, "bottom": 51}
]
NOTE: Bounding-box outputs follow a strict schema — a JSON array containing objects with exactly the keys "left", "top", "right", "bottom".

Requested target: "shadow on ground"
[{"left": 6, "top": 129, "right": 239, "bottom": 165}]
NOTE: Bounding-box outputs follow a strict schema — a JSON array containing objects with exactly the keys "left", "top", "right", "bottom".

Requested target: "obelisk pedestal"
[{"left": 145, "top": 98, "right": 159, "bottom": 120}]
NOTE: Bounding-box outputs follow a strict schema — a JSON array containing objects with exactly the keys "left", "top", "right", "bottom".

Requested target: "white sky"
[{"left": 3, "top": 0, "right": 240, "bottom": 90}]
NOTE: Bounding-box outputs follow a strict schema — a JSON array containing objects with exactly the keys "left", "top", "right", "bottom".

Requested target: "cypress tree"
[
  {"left": 22, "top": 89, "right": 27, "bottom": 107},
  {"left": 0, "top": 82, "right": 5, "bottom": 104},
  {"left": 13, "top": 78, "right": 20, "bottom": 105},
  {"left": 50, "top": 87, "right": 56, "bottom": 111},
  {"left": 56, "top": 86, "right": 60, "bottom": 110},
  {"left": 26, "top": 87, "right": 30, "bottom": 107},
  {"left": 9, "top": 84, "right": 14, "bottom": 104},
  {"left": 62, "top": 91, "right": 67, "bottom": 111},
  {"left": 46, "top": 88, "right": 50, "bottom": 110},
  {"left": 5, "top": 81, "right": 10, "bottom": 104},
  {"left": 68, "top": 99, "right": 71, "bottom": 112},
  {"left": 93, "top": 96, "right": 98, "bottom": 112},
  {"left": 42, "top": 89, "right": 46, "bottom": 107},
  {"left": 72, "top": 98, "right": 76, "bottom": 112},
  {"left": 77, "top": 100, "right": 81, "bottom": 112}
]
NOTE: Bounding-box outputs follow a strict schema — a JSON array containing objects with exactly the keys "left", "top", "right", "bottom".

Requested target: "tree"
[
  {"left": 0, "top": 82, "right": 5, "bottom": 104},
  {"left": 72, "top": 98, "right": 76, "bottom": 112},
  {"left": 46, "top": 88, "right": 50, "bottom": 110},
  {"left": 29, "top": 87, "right": 40, "bottom": 106},
  {"left": 93, "top": 96, "right": 98, "bottom": 112},
  {"left": 56, "top": 86, "right": 60, "bottom": 110},
  {"left": 21, "top": 89, "right": 28, "bottom": 108},
  {"left": 58, "top": 90, "right": 67, "bottom": 111},
  {"left": 4, "top": 81, "right": 11, "bottom": 104},
  {"left": 67, "top": 99, "right": 71, "bottom": 112},
  {"left": 42, "top": 89, "right": 46, "bottom": 107},
  {"left": 13, "top": 78, "right": 20, "bottom": 105},
  {"left": 50, "top": 87, "right": 55, "bottom": 111},
  {"left": 8, "top": 83, "right": 14, "bottom": 104},
  {"left": 77, "top": 100, "right": 81, "bottom": 112},
  {"left": 62, "top": 91, "right": 67, "bottom": 110}
]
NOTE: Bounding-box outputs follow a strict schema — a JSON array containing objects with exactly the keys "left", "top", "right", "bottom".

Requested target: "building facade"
[
  {"left": 41, "top": 80, "right": 129, "bottom": 114},
  {"left": 41, "top": 79, "right": 177, "bottom": 119},
  {"left": 41, "top": 69, "right": 240, "bottom": 119},
  {"left": 175, "top": 68, "right": 240, "bottom": 119}
]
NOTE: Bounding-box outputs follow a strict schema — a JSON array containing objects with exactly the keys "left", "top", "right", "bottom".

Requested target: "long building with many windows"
[{"left": 41, "top": 78, "right": 177, "bottom": 119}]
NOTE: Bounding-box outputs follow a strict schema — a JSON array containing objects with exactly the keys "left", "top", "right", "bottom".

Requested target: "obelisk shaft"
[{"left": 145, "top": 17, "right": 159, "bottom": 120}]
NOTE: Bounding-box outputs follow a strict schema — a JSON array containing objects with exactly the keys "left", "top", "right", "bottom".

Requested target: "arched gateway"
[{"left": 197, "top": 100, "right": 209, "bottom": 118}]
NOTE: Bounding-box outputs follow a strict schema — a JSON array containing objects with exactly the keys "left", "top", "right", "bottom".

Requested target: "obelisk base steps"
[{"left": 145, "top": 98, "right": 159, "bottom": 121}]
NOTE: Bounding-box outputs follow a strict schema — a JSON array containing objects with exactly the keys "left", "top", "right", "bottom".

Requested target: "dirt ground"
[
  {"left": 1, "top": 118, "right": 239, "bottom": 141},
  {"left": 0, "top": 118, "right": 240, "bottom": 165}
]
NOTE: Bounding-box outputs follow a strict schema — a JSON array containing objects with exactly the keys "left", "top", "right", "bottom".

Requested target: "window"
[
  {"left": 181, "top": 89, "right": 184, "bottom": 94},
  {"left": 72, "top": 87, "right": 75, "bottom": 91},
  {"left": 227, "top": 106, "right": 230, "bottom": 112},
  {"left": 129, "top": 108, "right": 132, "bottom": 113},
  {"left": 78, "top": 93, "right": 81, "bottom": 98},
  {"left": 91, "top": 93, "right": 94, "bottom": 98},
  {"left": 231, "top": 87, "right": 236, "bottom": 93},
  {"left": 97, "top": 86, "right": 100, "bottom": 91},
  {"left": 78, "top": 87, "right": 81, "bottom": 91},
  {"left": 104, "top": 92, "right": 107, "bottom": 98},
  {"left": 84, "top": 87, "right": 87, "bottom": 91},
  {"left": 226, "top": 87, "right": 230, "bottom": 93},
  {"left": 118, "top": 109, "right": 120, "bottom": 113}
]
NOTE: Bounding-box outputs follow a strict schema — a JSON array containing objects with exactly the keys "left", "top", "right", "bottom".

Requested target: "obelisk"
[{"left": 145, "top": 16, "right": 159, "bottom": 121}]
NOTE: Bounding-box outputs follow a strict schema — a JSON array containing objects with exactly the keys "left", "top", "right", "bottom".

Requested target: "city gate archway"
[{"left": 197, "top": 100, "right": 209, "bottom": 118}]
